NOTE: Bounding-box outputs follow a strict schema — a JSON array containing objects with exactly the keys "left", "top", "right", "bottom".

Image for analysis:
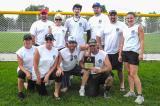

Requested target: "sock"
[{"left": 80, "top": 85, "right": 85, "bottom": 90}]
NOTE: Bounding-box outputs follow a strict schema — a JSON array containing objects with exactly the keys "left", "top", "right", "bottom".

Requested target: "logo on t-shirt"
[
  {"left": 74, "top": 55, "right": 77, "bottom": 59},
  {"left": 99, "top": 20, "right": 102, "bottom": 24},
  {"left": 131, "top": 30, "right": 135, "bottom": 35},
  {"left": 62, "top": 29, "right": 65, "bottom": 33},
  {"left": 116, "top": 28, "right": 119, "bottom": 32},
  {"left": 98, "top": 59, "right": 102, "bottom": 63},
  {"left": 79, "top": 22, "right": 82, "bottom": 27},
  {"left": 53, "top": 55, "right": 56, "bottom": 59}
]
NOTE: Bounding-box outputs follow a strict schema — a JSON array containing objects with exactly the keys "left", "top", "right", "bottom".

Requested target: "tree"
[
  {"left": 16, "top": 5, "right": 47, "bottom": 31},
  {"left": 101, "top": 5, "right": 107, "bottom": 13},
  {"left": 0, "top": 15, "right": 7, "bottom": 31}
]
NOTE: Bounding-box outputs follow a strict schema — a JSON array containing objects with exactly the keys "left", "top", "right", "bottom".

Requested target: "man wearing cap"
[
  {"left": 59, "top": 36, "right": 88, "bottom": 92},
  {"left": 16, "top": 34, "right": 36, "bottom": 100},
  {"left": 30, "top": 9, "right": 54, "bottom": 46},
  {"left": 88, "top": 2, "right": 110, "bottom": 47},
  {"left": 96, "top": 10, "right": 127, "bottom": 91},
  {"left": 65, "top": 4, "right": 90, "bottom": 46},
  {"left": 79, "top": 39, "right": 113, "bottom": 98},
  {"left": 33, "top": 33, "right": 63, "bottom": 99}
]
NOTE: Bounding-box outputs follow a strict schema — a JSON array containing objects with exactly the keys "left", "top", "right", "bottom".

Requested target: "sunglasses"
[{"left": 55, "top": 18, "right": 62, "bottom": 21}]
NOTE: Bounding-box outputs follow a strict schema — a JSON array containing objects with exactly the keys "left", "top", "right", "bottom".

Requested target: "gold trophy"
[{"left": 84, "top": 56, "right": 95, "bottom": 69}]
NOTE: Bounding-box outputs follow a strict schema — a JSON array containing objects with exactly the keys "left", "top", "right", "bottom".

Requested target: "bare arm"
[
  {"left": 31, "top": 35, "right": 36, "bottom": 45},
  {"left": 138, "top": 25, "right": 144, "bottom": 60},
  {"left": 99, "top": 55, "right": 112, "bottom": 73},
  {"left": 34, "top": 48, "right": 40, "bottom": 79},
  {"left": 96, "top": 36, "right": 102, "bottom": 49}
]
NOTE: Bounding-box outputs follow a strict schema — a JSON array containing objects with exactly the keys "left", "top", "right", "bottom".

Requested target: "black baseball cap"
[
  {"left": 45, "top": 33, "right": 55, "bottom": 41},
  {"left": 109, "top": 10, "right": 117, "bottom": 15},
  {"left": 23, "top": 34, "right": 32, "bottom": 41},
  {"left": 88, "top": 39, "right": 97, "bottom": 45},
  {"left": 73, "top": 4, "right": 82, "bottom": 10}
]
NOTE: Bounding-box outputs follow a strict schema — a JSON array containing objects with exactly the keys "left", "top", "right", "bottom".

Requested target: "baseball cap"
[
  {"left": 45, "top": 33, "right": 55, "bottom": 41},
  {"left": 109, "top": 10, "right": 117, "bottom": 15},
  {"left": 23, "top": 34, "right": 32, "bottom": 41},
  {"left": 92, "top": 2, "right": 101, "bottom": 8},
  {"left": 73, "top": 4, "right": 82, "bottom": 10},
  {"left": 88, "top": 39, "right": 97, "bottom": 45},
  {"left": 40, "top": 9, "right": 48, "bottom": 15},
  {"left": 68, "top": 36, "right": 76, "bottom": 43}
]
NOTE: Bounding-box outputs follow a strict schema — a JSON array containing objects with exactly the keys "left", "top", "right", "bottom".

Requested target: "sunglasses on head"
[{"left": 55, "top": 18, "right": 62, "bottom": 21}]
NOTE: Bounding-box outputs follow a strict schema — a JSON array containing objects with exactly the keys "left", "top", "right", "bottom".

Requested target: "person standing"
[
  {"left": 96, "top": 10, "right": 126, "bottom": 91},
  {"left": 30, "top": 9, "right": 53, "bottom": 46},
  {"left": 119, "top": 12, "right": 144, "bottom": 105},
  {"left": 65, "top": 4, "right": 90, "bottom": 45}
]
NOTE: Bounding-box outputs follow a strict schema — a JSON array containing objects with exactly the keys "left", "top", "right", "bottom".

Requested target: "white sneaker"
[
  {"left": 124, "top": 91, "right": 136, "bottom": 97},
  {"left": 61, "top": 87, "right": 68, "bottom": 93},
  {"left": 79, "top": 89, "right": 85, "bottom": 96},
  {"left": 135, "top": 95, "right": 144, "bottom": 105}
]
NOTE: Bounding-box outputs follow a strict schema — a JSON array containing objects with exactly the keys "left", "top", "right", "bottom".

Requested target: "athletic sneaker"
[
  {"left": 18, "top": 92, "right": 25, "bottom": 100},
  {"left": 123, "top": 91, "right": 136, "bottom": 97},
  {"left": 120, "top": 88, "right": 125, "bottom": 92},
  {"left": 61, "top": 87, "right": 68, "bottom": 93},
  {"left": 135, "top": 95, "right": 144, "bottom": 104},
  {"left": 104, "top": 91, "right": 111, "bottom": 99},
  {"left": 79, "top": 88, "right": 85, "bottom": 96}
]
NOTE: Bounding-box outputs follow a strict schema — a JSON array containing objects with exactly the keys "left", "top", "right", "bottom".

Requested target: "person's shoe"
[
  {"left": 123, "top": 91, "right": 136, "bottom": 97},
  {"left": 53, "top": 92, "right": 61, "bottom": 100},
  {"left": 135, "top": 95, "right": 144, "bottom": 105},
  {"left": 104, "top": 91, "right": 111, "bottom": 99},
  {"left": 61, "top": 87, "right": 68, "bottom": 93},
  {"left": 79, "top": 88, "right": 85, "bottom": 96},
  {"left": 120, "top": 88, "right": 125, "bottom": 92},
  {"left": 18, "top": 92, "right": 25, "bottom": 100}
]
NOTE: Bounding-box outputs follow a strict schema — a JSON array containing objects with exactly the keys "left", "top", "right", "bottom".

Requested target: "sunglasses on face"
[
  {"left": 89, "top": 45, "right": 96, "bottom": 47},
  {"left": 55, "top": 18, "right": 62, "bottom": 21}
]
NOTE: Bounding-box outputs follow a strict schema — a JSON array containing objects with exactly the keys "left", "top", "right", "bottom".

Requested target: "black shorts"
[
  {"left": 18, "top": 70, "right": 36, "bottom": 91},
  {"left": 108, "top": 53, "right": 123, "bottom": 71},
  {"left": 85, "top": 72, "right": 114, "bottom": 97},
  {"left": 36, "top": 70, "right": 62, "bottom": 96},
  {"left": 122, "top": 51, "right": 139, "bottom": 65}
]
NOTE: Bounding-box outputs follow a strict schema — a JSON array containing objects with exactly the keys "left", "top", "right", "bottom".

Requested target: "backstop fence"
[{"left": 0, "top": 11, "right": 160, "bottom": 54}]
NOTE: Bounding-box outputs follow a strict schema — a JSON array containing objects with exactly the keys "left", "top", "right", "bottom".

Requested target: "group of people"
[{"left": 16, "top": 2, "right": 144, "bottom": 105}]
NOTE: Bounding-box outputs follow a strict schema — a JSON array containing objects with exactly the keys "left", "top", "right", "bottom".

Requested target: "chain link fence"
[{"left": 0, "top": 13, "right": 160, "bottom": 53}]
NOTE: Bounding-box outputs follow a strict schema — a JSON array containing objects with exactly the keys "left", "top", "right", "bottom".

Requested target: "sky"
[{"left": 0, "top": 0, "right": 160, "bottom": 18}]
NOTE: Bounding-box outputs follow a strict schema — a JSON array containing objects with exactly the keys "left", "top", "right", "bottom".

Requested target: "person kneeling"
[{"left": 79, "top": 39, "right": 113, "bottom": 98}]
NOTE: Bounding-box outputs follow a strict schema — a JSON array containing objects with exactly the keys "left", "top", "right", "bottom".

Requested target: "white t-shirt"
[
  {"left": 88, "top": 13, "right": 110, "bottom": 40},
  {"left": 91, "top": 50, "right": 106, "bottom": 68},
  {"left": 30, "top": 20, "right": 54, "bottom": 45},
  {"left": 16, "top": 46, "right": 36, "bottom": 73},
  {"left": 32, "top": 45, "right": 58, "bottom": 80},
  {"left": 123, "top": 24, "right": 140, "bottom": 53},
  {"left": 51, "top": 25, "right": 67, "bottom": 49},
  {"left": 60, "top": 47, "right": 81, "bottom": 71},
  {"left": 97, "top": 21, "right": 127, "bottom": 54},
  {"left": 65, "top": 17, "right": 90, "bottom": 45}
]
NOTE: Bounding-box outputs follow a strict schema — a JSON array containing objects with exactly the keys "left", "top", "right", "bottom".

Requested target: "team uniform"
[
  {"left": 88, "top": 13, "right": 110, "bottom": 45},
  {"left": 65, "top": 17, "right": 90, "bottom": 45},
  {"left": 30, "top": 20, "right": 53, "bottom": 46},
  {"left": 32, "top": 45, "right": 61, "bottom": 95},
  {"left": 60, "top": 46, "right": 82, "bottom": 88},
  {"left": 16, "top": 46, "right": 36, "bottom": 90},
  {"left": 97, "top": 21, "right": 126, "bottom": 71},
  {"left": 85, "top": 50, "right": 113, "bottom": 96},
  {"left": 51, "top": 25, "right": 67, "bottom": 50},
  {"left": 122, "top": 24, "right": 140, "bottom": 65}
]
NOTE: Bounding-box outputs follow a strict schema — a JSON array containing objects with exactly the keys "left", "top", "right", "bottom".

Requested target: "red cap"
[{"left": 40, "top": 9, "right": 48, "bottom": 14}]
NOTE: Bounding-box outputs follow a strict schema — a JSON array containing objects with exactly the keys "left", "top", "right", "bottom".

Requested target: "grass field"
[
  {"left": 0, "top": 32, "right": 160, "bottom": 53},
  {"left": 0, "top": 61, "right": 160, "bottom": 106}
]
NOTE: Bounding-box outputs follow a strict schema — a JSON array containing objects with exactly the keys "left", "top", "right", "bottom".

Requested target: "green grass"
[
  {"left": 0, "top": 32, "right": 160, "bottom": 53},
  {"left": 0, "top": 61, "right": 160, "bottom": 105}
]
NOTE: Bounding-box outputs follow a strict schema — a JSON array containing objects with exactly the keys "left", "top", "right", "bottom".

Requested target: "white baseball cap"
[{"left": 68, "top": 36, "right": 76, "bottom": 43}]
